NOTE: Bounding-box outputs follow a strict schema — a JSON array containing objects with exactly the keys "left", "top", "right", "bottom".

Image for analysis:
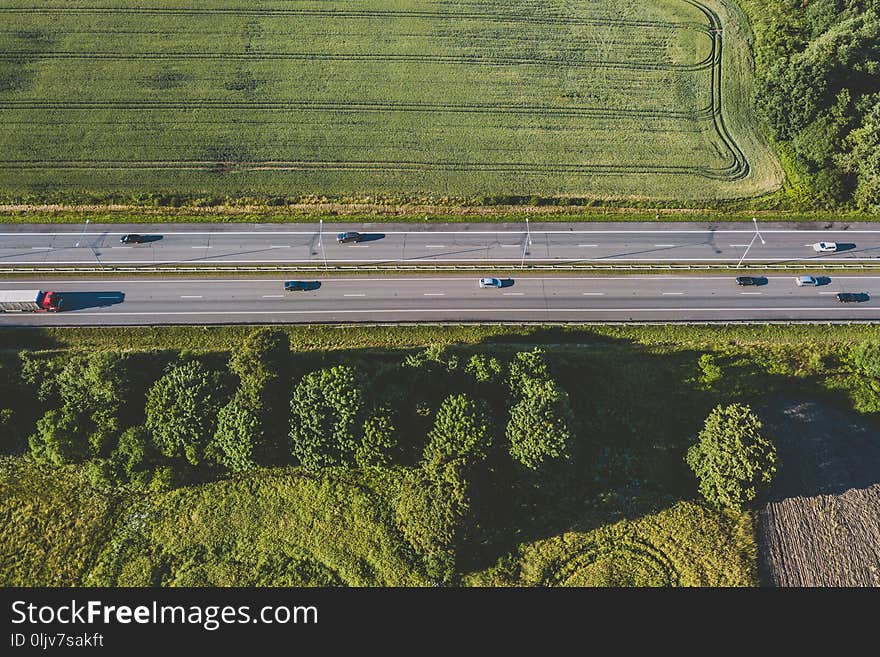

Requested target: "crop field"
[{"left": 0, "top": 0, "right": 780, "bottom": 201}]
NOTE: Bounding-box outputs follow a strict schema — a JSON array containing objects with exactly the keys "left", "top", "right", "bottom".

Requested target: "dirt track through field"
[{"left": 757, "top": 400, "right": 880, "bottom": 587}]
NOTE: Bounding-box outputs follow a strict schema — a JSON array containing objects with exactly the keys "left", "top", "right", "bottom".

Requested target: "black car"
[
  {"left": 336, "top": 231, "right": 363, "bottom": 244},
  {"left": 736, "top": 276, "right": 760, "bottom": 286},
  {"left": 284, "top": 280, "right": 319, "bottom": 292},
  {"left": 836, "top": 292, "right": 869, "bottom": 303},
  {"left": 120, "top": 234, "right": 146, "bottom": 244}
]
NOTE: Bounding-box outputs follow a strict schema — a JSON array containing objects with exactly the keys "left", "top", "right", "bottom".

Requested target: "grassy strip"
[
  {"left": 464, "top": 501, "right": 757, "bottom": 586},
  {"left": 1, "top": 207, "right": 879, "bottom": 224},
  {"left": 2, "top": 323, "right": 878, "bottom": 353}
]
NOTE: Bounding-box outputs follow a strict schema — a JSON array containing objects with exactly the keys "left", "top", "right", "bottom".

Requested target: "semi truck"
[{"left": 0, "top": 290, "right": 63, "bottom": 312}]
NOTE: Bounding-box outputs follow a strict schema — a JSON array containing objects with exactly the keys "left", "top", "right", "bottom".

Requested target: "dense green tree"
[
  {"left": 29, "top": 408, "right": 86, "bottom": 464},
  {"left": 464, "top": 354, "right": 503, "bottom": 384},
  {"left": 146, "top": 360, "right": 229, "bottom": 465},
  {"left": 289, "top": 366, "right": 365, "bottom": 470},
  {"left": 26, "top": 353, "right": 132, "bottom": 463},
  {"left": 228, "top": 328, "right": 291, "bottom": 399},
  {"left": 506, "top": 379, "right": 574, "bottom": 470},
  {"left": 685, "top": 404, "right": 777, "bottom": 511},
  {"left": 422, "top": 394, "right": 492, "bottom": 476},
  {"left": 506, "top": 349, "right": 551, "bottom": 397},
  {"left": 355, "top": 407, "right": 397, "bottom": 468},
  {"left": 212, "top": 390, "right": 263, "bottom": 472},
  {"left": 849, "top": 342, "right": 880, "bottom": 378}
]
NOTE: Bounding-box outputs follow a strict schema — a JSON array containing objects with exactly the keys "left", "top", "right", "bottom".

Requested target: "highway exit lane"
[{"left": 1, "top": 275, "right": 879, "bottom": 325}]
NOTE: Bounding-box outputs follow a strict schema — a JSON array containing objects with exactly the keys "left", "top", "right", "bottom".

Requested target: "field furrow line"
[{"left": 0, "top": 50, "right": 715, "bottom": 71}]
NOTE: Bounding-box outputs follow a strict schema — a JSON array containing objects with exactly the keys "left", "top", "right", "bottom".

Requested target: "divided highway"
[
  {"left": 2, "top": 222, "right": 880, "bottom": 266},
  {"left": 1, "top": 275, "right": 878, "bottom": 325}
]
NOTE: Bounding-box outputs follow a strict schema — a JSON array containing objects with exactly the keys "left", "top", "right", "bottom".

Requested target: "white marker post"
[{"left": 521, "top": 217, "right": 531, "bottom": 268}]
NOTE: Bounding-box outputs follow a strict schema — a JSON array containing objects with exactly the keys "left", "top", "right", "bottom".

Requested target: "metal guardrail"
[{"left": 2, "top": 262, "right": 880, "bottom": 274}]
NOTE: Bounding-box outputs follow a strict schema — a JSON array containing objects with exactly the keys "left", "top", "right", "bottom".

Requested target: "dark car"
[
  {"left": 120, "top": 234, "right": 147, "bottom": 244},
  {"left": 735, "top": 276, "right": 760, "bottom": 286},
  {"left": 836, "top": 292, "right": 869, "bottom": 303},
  {"left": 284, "top": 281, "right": 319, "bottom": 292},
  {"left": 336, "top": 231, "right": 363, "bottom": 244}
]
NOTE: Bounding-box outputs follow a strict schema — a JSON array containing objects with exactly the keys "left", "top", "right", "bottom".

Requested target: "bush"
[
  {"left": 289, "top": 366, "right": 365, "bottom": 470},
  {"left": 685, "top": 404, "right": 777, "bottom": 511},
  {"left": 506, "top": 379, "right": 574, "bottom": 470},
  {"left": 146, "top": 360, "right": 230, "bottom": 465},
  {"left": 422, "top": 394, "right": 493, "bottom": 477}
]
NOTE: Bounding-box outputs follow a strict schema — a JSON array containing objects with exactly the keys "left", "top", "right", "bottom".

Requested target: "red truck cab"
[{"left": 39, "top": 290, "right": 63, "bottom": 312}]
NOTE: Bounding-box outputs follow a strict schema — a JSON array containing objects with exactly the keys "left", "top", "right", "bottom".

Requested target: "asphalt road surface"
[
  {"left": 1, "top": 275, "right": 878, "bottom": 325},
  {"left": 1, "top": 222, "right": 880, "bottom": 266}
]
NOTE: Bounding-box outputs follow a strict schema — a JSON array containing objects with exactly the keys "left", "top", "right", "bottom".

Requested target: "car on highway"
[
  {"left": 836, "top": 292, "right": 869, "bottom": 303},
  {"left": 479, "top": 277, "right": 503, "bottom": 288},
  {"left": 120, "top": 234, "right": 147, "bottom": 244},
  {"left": 795, "top": 275, "right": 820, "bottom": 287},
  {"left": 336, "top": 231, "right": 363, "bottom": 244},
  {"left": 284, "top": 281, "right": 319, "bottom": 292},
  {"left": 812, "top": 241, "right": 838, "bottom": 253},
  {"left": 735, "top": 276, "right": 761, "bottom": 286}
]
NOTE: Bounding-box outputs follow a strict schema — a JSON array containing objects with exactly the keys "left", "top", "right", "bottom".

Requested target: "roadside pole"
[
  {"left": 319, "top": 218, "right": 327, "bottom": 269},
  {"left": 75, "top": 218, "right": 90, "bottom": 248},
  {"left": 521, "top": 217, "right": 531, "bottom": 269},
  {"left": 736, "top": 218, "right": 766, "bottom": 268}
]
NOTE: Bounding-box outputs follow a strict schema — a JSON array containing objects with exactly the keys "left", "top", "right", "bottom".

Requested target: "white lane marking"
[
  {"left": 740, "top": 292, "right": 763, "bottom": 295},
  {"left": 654, "top": 244, "right": 677, "bottom": 247},
  {"left": 262, "top": 295, "right": 283, "bottom": 298},
  {"left": 180, "top": 295, "right": 203, "bottom": 299},
  {"left": 729, "top": 244, "right": 751, "bottom": 247},
  {"left": 582, "top": 292, "right": 605, "bottom": 296},
  {"left": 578, "top": 244, "right": 598, "bottom": 247},
  {"left": 503, "top": 292, "right": 524, "bottom": 296},
  {"left": 110, "top": 246, "right": 133, "bottom": 249},
  {"left": 500, "top": 244, "right": 520, "bottom": 248},
  {"left": 348, "top": 245, "right": 370, "bottom": 248},
  {"left": 662, "top": 292, "right": 685, "bottom": 295},
  {"left": 191, "top": 246, "right": 212, "bottom": 249},
  {"left": 425, "top": 245, "right": 445, "bottom": 248},
  {"left": 818, "top": 292, "right": 838, "bottom": 295},
  {"left": 423, "top": 293, "right": 445, "bottom": 296},
  {"left": 29, "top": 247, "right": 52, "bottom": 250},
  {"left": 268, "top": 245, "right": 290, "bottom": 248},
  {"left": 343, "top": 294, "right": 366, "bottom": 297}
]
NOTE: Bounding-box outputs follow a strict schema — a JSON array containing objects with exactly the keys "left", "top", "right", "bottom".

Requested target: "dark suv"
[
  {"left": 837, "top": 292, "right": 868, "bottom": 303},
  {"left": 336, "top": 231, "right": 363, "bottom": 244},
  {"left": 735, "top": 276, "right": 761, "bottom": 286}
]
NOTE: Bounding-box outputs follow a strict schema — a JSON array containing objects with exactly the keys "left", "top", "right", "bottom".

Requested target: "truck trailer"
[{"left": 0, "top": 290, "right": 63, "bottom": 312}]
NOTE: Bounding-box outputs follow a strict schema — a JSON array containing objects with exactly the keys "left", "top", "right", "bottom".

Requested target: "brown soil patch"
[{"left": 757, "top": 400, "right": 880, "bottom": 587}]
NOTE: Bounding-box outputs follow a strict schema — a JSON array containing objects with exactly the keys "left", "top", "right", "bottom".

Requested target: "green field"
[{"left": 0, "top": 0, "right": 780, "bottom": 202}]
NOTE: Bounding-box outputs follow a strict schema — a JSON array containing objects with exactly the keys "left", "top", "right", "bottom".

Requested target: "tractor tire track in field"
[
  {"left": 0, "top": 159, "right": 743, "bottom": 181},
  {"left": 0, "top": 7, "right": 711, "bottom": 33},
  {"left": 0, "top": 100, "right": 717, "bottom": 122},
  {"left": 0, "top": 51, "right": 716, "bottom": 72}
]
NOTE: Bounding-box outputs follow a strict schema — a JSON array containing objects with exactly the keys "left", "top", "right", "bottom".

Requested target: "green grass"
[
  {"left": 1, "top": 323, "right": 877, "bottom": 354},
  {"left": 464, "top": 501, "right": 756, "bottom": 586},
  {"left": 0, "top": 459, "right": 426, "bottom": 586},
  {"left": 0, "top": 0, "right": 779, "bottom": 203}
]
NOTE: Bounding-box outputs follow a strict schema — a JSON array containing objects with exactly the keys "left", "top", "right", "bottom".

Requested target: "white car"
[
  {"left": 479, "top": 277, "right": 503, "bottom": 288},
  {"left": 812, "top": 242, "right": 838, "bottom": 253},
  {"left": 795, "top": 275, "right": 820, "bottom": 287}
]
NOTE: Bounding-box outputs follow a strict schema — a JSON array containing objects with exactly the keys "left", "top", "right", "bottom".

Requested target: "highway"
[
  {"left": 1, "top": 222, "right": 880, "bottom": 266},
  {"left": 1, "top": 275, "right": 878, "bottom": 325}
]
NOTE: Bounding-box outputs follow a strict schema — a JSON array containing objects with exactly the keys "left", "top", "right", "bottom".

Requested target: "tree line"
[{"left": 746, "top": 0, "right": 879, "bottom": 210}]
